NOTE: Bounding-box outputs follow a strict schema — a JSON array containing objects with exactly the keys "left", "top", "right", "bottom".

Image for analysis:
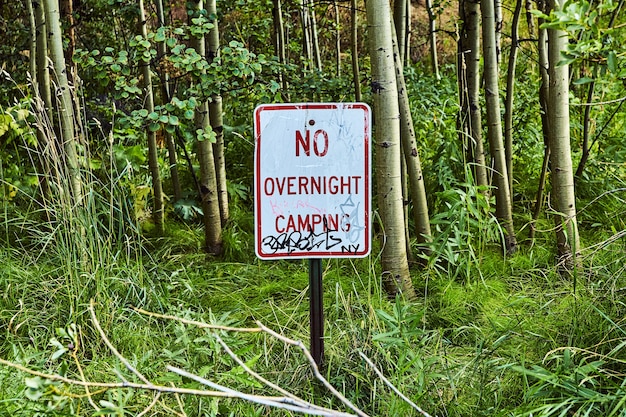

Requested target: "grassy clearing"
[{"left": 2, "top": 200, "right": 626, "bottom": 417}]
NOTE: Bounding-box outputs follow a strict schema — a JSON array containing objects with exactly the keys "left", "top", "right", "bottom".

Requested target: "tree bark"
[
  {"left": 351, "top": 0, "right": 361, "bottom": 101},
  {"left": 392, "top": 21, "right": 432, "bottom": 256},
  {"left": 393, "top": 0, "right": 407, "bottom": 65},
  {"left": 139, "top": 0, "right": 164, "bottom": 234},
  {"left": 206, "top": 0, "right": 228, "bottom": 226},
  {"left": 44, "top": 0, "right": 83, "bottom": 203},
  {"left": 481, "top": 0, "right": 517, "bottom": 253},
  {"left": 504, "top": 0, "right": 523, "bottom": 197},
  {"left": 155, "top": 0, "right": 182, "bottom": 203},
  {"left": 425, "top": 0, "right": 440, "bottom": 78},
  {"left": 463, "top": 0, "right": 488, "bottom": 189},
  {"left": 529, "top": 9, "right": 550, "bottom": 242},
  {"left": 547, "top": 0, "right": 579, "bottom": 267},
  {"left": 190, "top": 0, "right": 222, "bottom": 255},
  {"left": 366, "top": 0, "right": 415, "bottom": 298}
]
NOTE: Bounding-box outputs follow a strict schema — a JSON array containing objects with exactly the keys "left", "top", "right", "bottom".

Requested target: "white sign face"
[{"left": 254, "top": 103, "right": 371, "bottom": 259}]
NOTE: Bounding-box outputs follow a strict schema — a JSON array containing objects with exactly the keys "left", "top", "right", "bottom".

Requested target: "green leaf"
[
  {"left": 573, "top": 77, "right": 594, "bottom": 85},
  {"left": 149, "top": 123, "right": 161, "bottom": 132},
  {"left": 607, "top": 51, "right": 617, "bottom": 73},
  {"left": 184, "top": 109, "right": 194, "bottom": 119}
]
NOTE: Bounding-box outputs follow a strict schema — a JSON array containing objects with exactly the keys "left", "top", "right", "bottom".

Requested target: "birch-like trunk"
[
  {"left": 206, "top": 0, "right": 228, "bottom": 226},
  {"left": 272, "top": 0, "right": 289, "bottom": 95},
  {"left": 504, "top": 0, "right": 523, "bottom": 197},
  {"left": 393, "top": 0, "right": 408, "bottom": 65},
  {"left": 155, "top": 0, "right": 182, "bottom": 203},
  {"left": 463, "top": 0, "right": 488, "bottom": 189},
  {"left": 529, "top": 9, "right": 550, "bottom": 242},
  {"left": 34, "top": 0, "right": 53, "bottom": 121},
  {"left": 351, "top": 0, "right": 361, "bottom": 101},
  {"left": 43, "top": 0, "right": 82, "bottom": 203},
  {"left": 366, "top": 0, "right": 415, "bottom": 298},
  {"left": 139, "top": 0, "right": 164, "bottom": 233},
  {"left": 191, "top": 0, "right": 222, "bottom": 254},
  {"left": 392, "top": 22, "right": 432, "bottom": 254},
  {"left": 425, "top": 0, "right": 440, "bottom": 79},
  {"left": 547, "top": 0, "right": 579, "bottom": 267},
  {"left": 481, "top": 0, "right": 517, "bottom": 253}
]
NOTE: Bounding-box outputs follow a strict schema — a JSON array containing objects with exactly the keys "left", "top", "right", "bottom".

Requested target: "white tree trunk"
[{"left": 366, "top": 0, "right": 415, "bottom": 298}]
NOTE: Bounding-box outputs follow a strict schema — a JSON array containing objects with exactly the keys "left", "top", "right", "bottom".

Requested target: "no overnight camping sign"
[{"left": 254, "top": 103, "right": 371, "bottom": 259}]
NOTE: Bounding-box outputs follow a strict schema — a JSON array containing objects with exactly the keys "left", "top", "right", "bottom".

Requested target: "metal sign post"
[
  {"left": 254, "top": 103, "right": 371, "bottom": 367},
  {"left": 309, "top": 258, "right": 323, "bottom": 366}
]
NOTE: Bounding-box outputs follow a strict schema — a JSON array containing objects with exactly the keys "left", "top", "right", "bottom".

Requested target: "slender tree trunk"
[
  {"left": 44, "top": 0, "right": 82, "bottom": 203},
  {"left": 464, "top": 0, "right": 488, "bottom": 189},
  {"left": 351, "top": 0, "right": 361, "bottom": 101},
  {"left": 27, "top": 0, "right": 37, "bottom": 82},
  {"left": 272, "top": 0, "right": 289, "bottom": 95},
  {"left": 334, "top": 0, "right": 341, "bottom": 77},
  {"left": 394, "top": 0, "right": 408, "bottom": 65},
  {"left": 191, "top": 0, "right": 222, "bottom": 254},
  {"left": 206, "top": 0, "right": 228, "bottom": 226},
  {"left": 34, "top": 0, "right": 53, "bottom": 122},
  {"left": 425, "top": 0, "right": 440, "bottom": 78},
  {"left": 481, "top": 0, "right": 517, "bottom": 253},
  {"left": 504, "top": 0, "right": 523, "bottom": 197},
  {"left": 366, "top": 0, "right": 415, "bottom": 298},
  {"left": 547, "top": 0, "right": 579, "bottom": 267},
  {"left": 155, "top": 0, "right": 182, "bottom": 203},
  {"left": 308, "top": 0, "right": 322, "bottom": 71},
  {"left": 392, "top": 21, "right": 432, "bottom": 255},
  {"left": 494, "top": 0, "right": 502, "bottom": 62},
  {"left": 139, "top": 0, "right": 164, "bottom": 233},
  {"left": 529, "top": 10, "right": 550, "bottom": 242},
  {"left": 301, "top": 0, "right": 313, "bottom": 69}
]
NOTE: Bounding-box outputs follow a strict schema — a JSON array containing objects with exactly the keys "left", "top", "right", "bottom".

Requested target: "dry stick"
[
  {"left": 135, "top": 307, "right": 366, "bottom": 416},
  {"left": 90, "top": 300, "right": 152, "bottom": 385},
  {"left": 132, "top": 307, "right": 262, "bottom": 333},
  {"left": 71, "top": 350, "right": 100, "bottom": 412},
  {"left": 212, "top": 333, "right": 350, "bottom": 416},
  {"left": 167, "top": 365, "right": 356, "bottom": 417},
  {"left": 257, "top": 322, "right": 370, "bottom": 417},
  {"left": 212, "top": 333, "right": 300, "bottom": 401},
  {"left": 358, "top": 351, "right": 434, "bottom": 417},
  {"left": 136, "top": 392, "right": 161, "bottom": 417},
  {"left": 0, "top": 358, "right": 228, "bottom": 396}
]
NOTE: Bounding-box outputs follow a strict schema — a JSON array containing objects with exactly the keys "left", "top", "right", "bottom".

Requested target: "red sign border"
[{"left": 254, "top": 103, "right": 371, "bottom": 259}]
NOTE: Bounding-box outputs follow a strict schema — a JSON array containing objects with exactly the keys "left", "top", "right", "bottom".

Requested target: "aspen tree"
[
  {"left": 530, "top": 3, "right": 551, "bottom": 242},
  {"left": 547, "top": 0, "right": 579, "bottom": 267},
  {"left": 392, "top": 22, "right": 432, "bottom": 255},
  {"left": 481, "top": 0, "right": 517, "bottom": 253},
  {"left": 206, "top": 0, "right": 228, "bottom": 226},
  {"left": 190, "top": 0, "right": 222, "bottom": 255},
  {"left": 366, "top": 0, "right": 415, "bottom": 298},
  {"left": 351, "top": 0, "right": 361, "bottom": 101},
  {"left": 461, "top": 0, "right": 488, "bottom": 189},
  {"left": 139, "top": 0, "right": 164, "bottom": 233},
  {"left": 155, "top": 0, "right": 182, "bottom": 203},
  {"left": 43, "top": 0, "right": 82, "bottom": 203},
  {"left": 504, "top": 0, "right": 523, "bottom": 197}
]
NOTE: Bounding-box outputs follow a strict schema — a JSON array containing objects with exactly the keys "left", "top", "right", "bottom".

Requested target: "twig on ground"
[
  {"left": 90, "top": 300, "right": 152, "bottom": 385},
  {"left": 167, "top": 365, "right": 357, "bottom": 417},
  {"left": 358, "top": 351, "right": 434, "bottom": 417},
  {"left": 132, "top": 306, "right": 262, "bottom": 333},
  {"left": 258, "top": 322, "right": 370, "bottom": 417}
]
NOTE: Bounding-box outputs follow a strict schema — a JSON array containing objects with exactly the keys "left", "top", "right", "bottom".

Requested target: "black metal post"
[{"left": 309, "top": 258, "right": 324, "bottom": 367}]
